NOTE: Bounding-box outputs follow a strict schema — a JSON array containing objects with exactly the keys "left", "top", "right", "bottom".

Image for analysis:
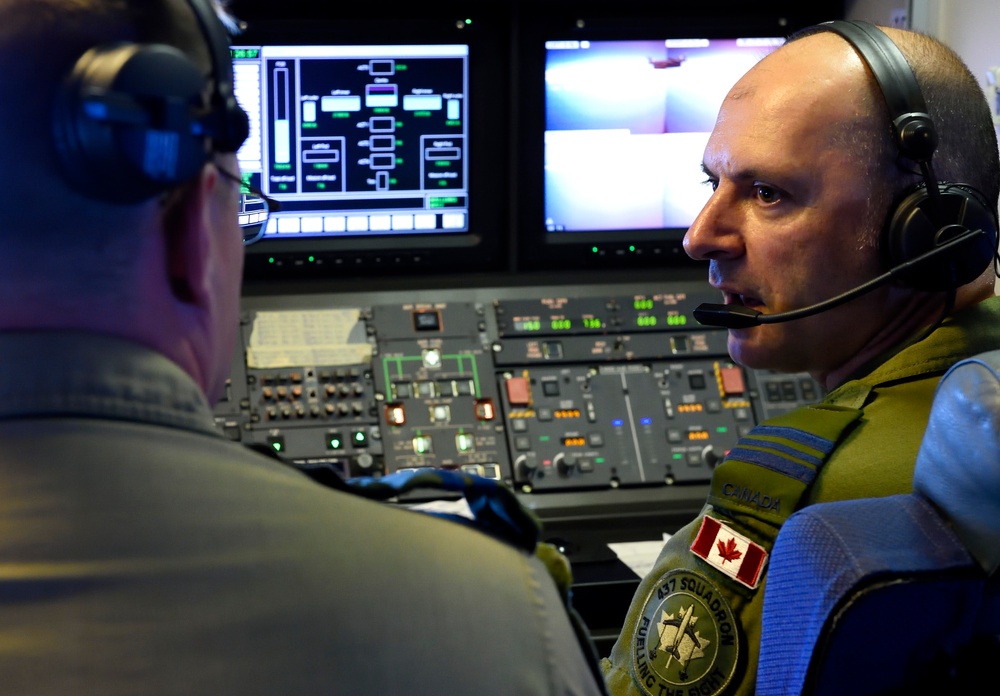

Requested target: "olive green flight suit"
[{"left": 601, "top": 295, "right": 1000, "bottom": 696}]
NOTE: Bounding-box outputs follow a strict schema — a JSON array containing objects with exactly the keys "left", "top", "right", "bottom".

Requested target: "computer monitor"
[
  {"left": 229, "top": 12, "right": 509, "bottom": 281},
  {"left": 515, "top": 23, "right": 787, "bottom": 271}
]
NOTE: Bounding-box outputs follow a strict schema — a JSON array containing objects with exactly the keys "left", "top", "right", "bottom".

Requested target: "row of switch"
[
  {"left": 265, "top": 428, "right": 373, "bottom": 454},
  {"left": 511, "top": 431, "right": 604, "bottom": 452},
  {"left": 503, "top": 367, "right": 748, "bottom": 409},
  {"left": 259, "top": 400, "right": 369, "bottom": 420},
  {"left": 260, "top": 382, "right": 366, "bottom": 401},
  {"left": 383, "top": 398, "right": 497, "bottom": 425},
  {"left": 763, "top": 378, "right": 820, "bottom": 402},
  {"left": 257, "top": 368, "right": 365, "bottom": 384},
  {"left": 391, "top": 379, "right": 477, "bottom": 400},
  {"left": 410, "top": 432, "right": 478, "bottom": 454}
]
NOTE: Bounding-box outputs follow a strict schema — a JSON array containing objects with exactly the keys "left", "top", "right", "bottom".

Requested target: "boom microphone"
[{"left": 693, "top": 227, "right": 988, "bottom": 329}]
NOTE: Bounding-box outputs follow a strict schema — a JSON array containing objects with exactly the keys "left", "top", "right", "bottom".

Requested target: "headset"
[
  {"left": 52, "top": 0, "right": 250, "bottom": 203},
  {"left": 823, "top": 19, "right": 997, "bottom": 292},
  {"left": 694, "top": 19, "right": 999, "bottom": 328}
]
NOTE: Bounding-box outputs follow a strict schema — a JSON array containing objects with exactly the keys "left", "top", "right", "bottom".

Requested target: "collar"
[
  {"left": 826, "top": 295, "right": 1000, "bottom": 408},
  {"left": 0, "top": 331, "right": 219, "bottom": 436}
]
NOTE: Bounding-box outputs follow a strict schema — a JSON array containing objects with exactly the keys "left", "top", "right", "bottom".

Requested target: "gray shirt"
[{"left": 0, "top": 331, "right": 607, "bottom": 696}]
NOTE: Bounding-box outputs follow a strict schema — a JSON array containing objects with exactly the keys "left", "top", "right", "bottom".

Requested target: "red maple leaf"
[{"left": 716, "top": 537, "right": 743, "bottom": 564}]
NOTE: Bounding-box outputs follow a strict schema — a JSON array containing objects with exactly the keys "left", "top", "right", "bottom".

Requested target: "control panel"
[{"left": 215, "top": 275, "right": 823, "bottom": 558}]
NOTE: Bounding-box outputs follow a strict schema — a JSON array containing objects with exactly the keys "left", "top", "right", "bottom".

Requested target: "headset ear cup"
[
  {"left": 882, "top": 184, "right": 998, "bottom": 291},
  {"left": 212, "top": 94, "right": 250, "bottom": 154},
  {"left": 53, "top": 42, "right": 210, "bottom": 203}
]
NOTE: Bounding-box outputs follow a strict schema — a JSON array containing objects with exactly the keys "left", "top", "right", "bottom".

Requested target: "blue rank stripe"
[
  {"left": 724, "top": 423, "right": 836, "bottom": 484},
  {"left": 725, "top": 444, "right": 821, "bottom": 484},
  {"left": 736, "top": 436, "right": 823, "bottom": 467},
  {"left": 746, "top": 424, "right": 835, "bottom": 456}
]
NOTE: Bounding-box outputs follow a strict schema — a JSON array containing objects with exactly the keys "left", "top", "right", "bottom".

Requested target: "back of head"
[
  {"left": 2, "top": 1, "right": 203, "bottom": 222},
  {"left": 790, "top": 22, "right": 1000, "bottom": 293},
  {"left": 886, "top": 27, "right": 1000, "bottom": 209},
  {"left": 875, "top": 25, "right": 999, "bottom": 292},
  {"left": 0, "top": 0, "right": 238, "bottom": 294}
]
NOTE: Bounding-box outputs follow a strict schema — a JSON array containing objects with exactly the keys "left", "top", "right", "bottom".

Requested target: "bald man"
[{"left": 602, "top": 21, "right": 1000, "bottom": 696}]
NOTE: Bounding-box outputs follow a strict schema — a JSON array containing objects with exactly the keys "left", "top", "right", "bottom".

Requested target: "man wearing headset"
[
  {"left": 0, "top": 2, "right": 609, "bottom": 694},
  {"left": 601, "top": 21, "right": 1000, "bottom": 696}
]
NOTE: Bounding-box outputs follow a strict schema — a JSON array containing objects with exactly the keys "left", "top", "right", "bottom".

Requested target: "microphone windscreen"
[{"left": 693, "top": 303, "right": 762, "bottom": 329}]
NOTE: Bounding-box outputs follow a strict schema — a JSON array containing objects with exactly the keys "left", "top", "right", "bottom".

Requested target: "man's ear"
[{"left": 161, "top": 166, "right": 216, "bottom": 306}]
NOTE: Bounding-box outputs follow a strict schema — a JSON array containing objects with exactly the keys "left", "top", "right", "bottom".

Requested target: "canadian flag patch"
[{"left": 690, "top": 516, "right": 768, "bottom": 590}]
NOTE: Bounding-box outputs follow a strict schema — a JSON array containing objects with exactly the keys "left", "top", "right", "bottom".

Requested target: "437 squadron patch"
[{"left": 630, "top": 568, "right": 740, "bottom": 696}]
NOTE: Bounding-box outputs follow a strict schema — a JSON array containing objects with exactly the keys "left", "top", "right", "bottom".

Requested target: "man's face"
[{"left": 682, "top": 33, "right": 891, "bottom": 380}]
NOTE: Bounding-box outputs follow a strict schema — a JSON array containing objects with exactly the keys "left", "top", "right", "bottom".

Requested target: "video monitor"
[
  {"left": 515, "top": 29, "right": 785, "bottom": 271},
  {"left": 228, "top": 13, "right": 509, "bottom": 280}
]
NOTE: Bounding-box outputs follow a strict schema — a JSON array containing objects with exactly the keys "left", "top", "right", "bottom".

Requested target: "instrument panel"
[{"left": 215, "top": 273, "right": 823, "bottom": 560}]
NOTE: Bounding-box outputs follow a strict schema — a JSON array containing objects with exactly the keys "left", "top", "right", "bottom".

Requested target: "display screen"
[
  {"left": 543, "top": 37, "right": 783, "bottom": 234},
  {"left": 231, "top": 43, "right": 471, "bottom": 242},
  {"left": 514, "top": 30, "right": 786, "bottom": 271}
]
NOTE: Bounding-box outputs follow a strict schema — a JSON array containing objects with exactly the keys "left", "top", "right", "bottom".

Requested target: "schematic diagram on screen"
[{"left": 233, "top": 44, "right": 470, "bottom": 239}]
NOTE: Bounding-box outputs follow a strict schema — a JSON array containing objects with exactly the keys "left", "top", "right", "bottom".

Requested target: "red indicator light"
[
  {"left": 475, "top": 398, "right": 496, "bottom": 421},
  {"left": 385, "top": 402, "right": 406, "bottom": 425}
]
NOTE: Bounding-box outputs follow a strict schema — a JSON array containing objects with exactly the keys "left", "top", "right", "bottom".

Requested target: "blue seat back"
[{"left": 756, "top": 350, "right": 1000, "bottom": 695}]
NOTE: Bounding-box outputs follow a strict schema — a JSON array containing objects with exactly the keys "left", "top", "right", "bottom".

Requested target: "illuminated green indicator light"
[
  {"left": 517, "top": 320, "right": 541, "bottom": 331},
  {"left": 583, "top": 317, "right": 602, "bottom": 329},
  {"left": 271, "top": 441, "right": 283, "bottom": 453},
  {"left": 539, "top": 435, "right": 551, "bottom": 442},
  {"left": 328, "top": 435, "right": 343, "bottom": 449},
  {"left": 637, "top": 316, "right": 657, "bottom": 327},
  {"left": 308, "top": 256, "right": 315, "bottom": 263},
  {"left": 465, "top": 18, "right": 472, "bottom": 24},
  {"left": 268, "top": 257, "right": 275, "bottom": 264},
  {"left": 667, "top": 315, "right": 688, "bottom": 326},
  {"left": 456, "top": 433, "right": 475, "bottom": 451},
  {"left": 592, "top": 246, "right": 599, "bottom": 253},
  {"left": 673, "top": 453, "right": 685, "bottom": 460},
  {"left": 634, "top": 299, "right": 654, "bottom": 310},
  {"left": 551, "top": 319, "right": 571, "bottom": 331},
  {"left": 716, "top": 426, "right": 728, "bottom": 433},
  {"left": 595, "top": 457, "right": 605, "bottom": 464},
  {"left": 629, "top": 245, "right": 636, "bottom": 252}
]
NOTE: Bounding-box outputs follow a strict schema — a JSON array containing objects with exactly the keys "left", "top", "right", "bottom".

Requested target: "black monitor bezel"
[
  {"left": 231, "top": 7, "right": 513, "bottom": 282},
  {"left": 511, "top": 5, "right": 841, "bottom": 273}
]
